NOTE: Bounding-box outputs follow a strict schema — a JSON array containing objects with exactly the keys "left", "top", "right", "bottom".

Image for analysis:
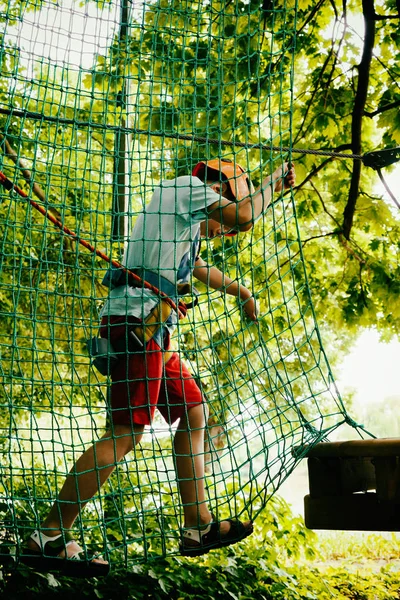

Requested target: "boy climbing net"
[{"left": 22, "top": 158, "right": 295, "bottom": 577}]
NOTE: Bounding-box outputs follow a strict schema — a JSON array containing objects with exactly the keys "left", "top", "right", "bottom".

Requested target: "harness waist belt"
[
  {"left": 102, "top": 265, "right": 197, "bottom": 306},
  {"left": 102, "top": 265, "right": 178, "bottom": 298}
]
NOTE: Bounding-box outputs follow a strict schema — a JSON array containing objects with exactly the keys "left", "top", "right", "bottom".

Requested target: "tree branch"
[
  {"left": 293, "top": 49, "right": 334, "bottom": 145},
  {"left": 373, "top": 13, "right": 399, "bottom": 20},
  {"left": 297, "top": 0, "right": 328, "bottom": 36},
  {"left": 91, "top": 134, "right": 114, "bottom": 156},
  {"left": 377, "top": 168, "right": 400, "bottom": 210},
  {"left": 342, "top": 0, "right": 375, "bottom": 240},
  {"left": 337, "top": 233, "right": 367, "bottom": 264},
  {"left": 309, "top": 180, "right": 342, "bottom": 228},
  {"left": 302, "top": 232, "right": 338, "bottom": 245},
  {"left": 329, "top": 0, "right": 338, "bottom": 19},
  {"left": 266, "top": 231, "right": 338, "bottom": 279},
  {"left": 373, "top": 54, "right": 400, "bottom": 92},
  {"left": 364, "top": 98, "right": 400, "bottom": 117},
  {"left": 323, "top": 17, "right": 348, "bottom": 103},
  {"left": 358, "top": 262, "right": 368, "bottom": 308},
  {"left": 294, "top": 144, "right": 352, "bottom": 193},
  {"left": 0, "top": 135, "right": 46, "bottom": 203}
]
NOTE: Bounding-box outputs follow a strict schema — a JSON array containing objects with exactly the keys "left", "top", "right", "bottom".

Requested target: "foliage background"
[
  {"left": 2, "top": 496, "right": 400, "bottom": 599},
  {"left": 0, "top": 0, "right": 399, "bottom": 596}
]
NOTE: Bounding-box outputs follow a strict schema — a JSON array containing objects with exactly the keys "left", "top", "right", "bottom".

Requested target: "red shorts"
[{"left": 100, "top": 316, "right": 203, "bottom": 426}]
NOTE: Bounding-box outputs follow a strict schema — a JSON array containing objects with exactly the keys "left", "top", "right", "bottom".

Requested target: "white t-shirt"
[{"left": 100, "top": 175, "right": 219, "bottom": 319}]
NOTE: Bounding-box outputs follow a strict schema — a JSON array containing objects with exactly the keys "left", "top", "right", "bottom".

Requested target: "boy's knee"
[
  {"left": 112, "top": 424, "right": 144, "bottom": 453},
  {"left": 132, "top": 429, "right": 144, "bottom": 447},
  {"left": 184, "top": 404, "right": 206, "bottom": 430}
]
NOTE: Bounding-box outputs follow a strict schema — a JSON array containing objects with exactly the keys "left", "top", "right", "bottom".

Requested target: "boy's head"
[
  {"left": 193, "top": 158, "right": 254, "bottom": 238},
  {"left": 192, "top": 158, "right": 253, "bottom": 202}
]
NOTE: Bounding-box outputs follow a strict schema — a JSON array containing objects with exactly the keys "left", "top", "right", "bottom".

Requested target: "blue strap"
[
  {"left": 134, "top": 269, "right": 177, "bottom": 298},
  {"left": 102, "top": 264, "right": 126, "bottom": 289},
  {"left": 102, "top": 265, "right": 178, "bottom": 298}
]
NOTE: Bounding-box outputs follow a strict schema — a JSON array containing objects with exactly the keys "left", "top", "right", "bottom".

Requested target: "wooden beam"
[
  {"left": 308, "top": 456, "right": 376, "bottom": 496},
  {"left": 306, "top": 438, "right": 400, "bottom": 458},
  {"left": 305, "top": 493, "right": 400, "bottom": 531}
]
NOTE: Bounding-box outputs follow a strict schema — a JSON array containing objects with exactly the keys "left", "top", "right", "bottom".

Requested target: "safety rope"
[{"left": 0, "top": 106, "right": 363, "bottom": 161}]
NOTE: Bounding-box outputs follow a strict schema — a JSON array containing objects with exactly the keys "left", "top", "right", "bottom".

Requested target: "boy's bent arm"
[
  {"left": 206, "top": 163, "right": 295, "bottom": 231},
  {"left": 206, "top": 197, "right": 253, "bottom": 232},
  {"left": 251, "top": 163, "right": 295, "bottom": 223},
  {"left": 193, "top": 258, "right": 240, "bottom": 293},
  {"left": 193, "top": 258, "right": 257, "bottom": 321}
]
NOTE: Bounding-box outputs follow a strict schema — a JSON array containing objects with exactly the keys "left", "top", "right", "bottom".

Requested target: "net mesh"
[{"left": 0, "top": 0, "right": 362, "bottom": 566}]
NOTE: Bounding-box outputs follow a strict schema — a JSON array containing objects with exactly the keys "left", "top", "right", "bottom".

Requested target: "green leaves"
[
  {"left": 0, "top": 3, "right": 400, "bottom": 592},
  {"left": 2, "top": 495, "right": 400, "bottom": 599}
]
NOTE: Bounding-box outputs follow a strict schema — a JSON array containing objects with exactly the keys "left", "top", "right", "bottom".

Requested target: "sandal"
[
  {"left": 21, "top": 530, "right": 110, "bottom": 578},
  {"left": 180, "top": 517, "right": 253, "bottom": 557}
]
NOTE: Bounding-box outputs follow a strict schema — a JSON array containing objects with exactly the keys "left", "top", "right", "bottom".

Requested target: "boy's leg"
[
  {"left": 27, "top": 424, "right": 144, "bottom": 559},
  {"left": 173, "top": 404, "right": 212, "bottom": 528},
  {"left": 174, "top": 405, "right": 252, "bottom": 537},
  {"left": 156, "top": 352, "right": 211, "bottom": 527}
]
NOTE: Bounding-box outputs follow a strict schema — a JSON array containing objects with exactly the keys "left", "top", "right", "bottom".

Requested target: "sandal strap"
[
  {"left": 182, "top": 517, "right": 249, "bottom": 546},
  {"left": 30, "top": 530, "right": 82, "bottom": 558},
  {"left": 182, "top": 522, "right": 212, "bottom": 544},
  {"left": 204, "top": 518, "right": 246, "bottom": 542}
]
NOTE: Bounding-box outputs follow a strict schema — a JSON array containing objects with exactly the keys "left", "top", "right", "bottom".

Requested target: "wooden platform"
[{"left": 304, "top": 438, "right": 400, "bottom": 531}]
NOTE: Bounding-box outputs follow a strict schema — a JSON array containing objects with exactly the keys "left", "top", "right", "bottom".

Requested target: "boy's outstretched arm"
[
  {"left": 207, "top": 162, "right": 295, "bottom": 232},
  {"left": 193, "top": 257, "right": 257, "bottom": 321}
]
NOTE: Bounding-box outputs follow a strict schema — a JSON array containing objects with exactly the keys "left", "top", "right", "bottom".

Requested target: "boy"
[{"left": 24, "top": 158, "right": 295, "bottom": 576}]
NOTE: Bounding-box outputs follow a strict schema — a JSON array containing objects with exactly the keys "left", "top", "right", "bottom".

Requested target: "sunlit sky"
[
  {"left": 337, "top": 160, "right": 400, "bottom": 411},
  {"left": 337, "top": 329, "right": 400, "bottom": 406},
  {"left": 10, "top": 0, "right": 119, "bottom": 72},
  {"left": 8, "top": 0, "right": 400, "bottom": 410}
]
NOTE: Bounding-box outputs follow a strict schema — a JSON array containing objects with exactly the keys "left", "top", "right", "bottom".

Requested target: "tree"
[{"left": 292, "top": 0, "right": 400, "bottom": 340}]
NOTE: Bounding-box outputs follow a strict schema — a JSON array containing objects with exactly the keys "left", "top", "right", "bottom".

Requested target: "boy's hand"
[
  {"left": 273, "top": 162, "right": 296, "bottom": 194},
  {"left": 240, "top": 289, "right": 258, "bottom": 322}
]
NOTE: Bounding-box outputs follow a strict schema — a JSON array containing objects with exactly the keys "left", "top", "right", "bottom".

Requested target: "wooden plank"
[
  {"left": 306, "top": 438, "right": 400, "bottom": 458},
  {"left": 308, "top": 456, "right": 376, "bottom": 497},
  {"left": 304, "top": 493, "right": 400, "bottom": 531},
  {"left": 374, "top": 456, "right": 400, "bottom": 502}
]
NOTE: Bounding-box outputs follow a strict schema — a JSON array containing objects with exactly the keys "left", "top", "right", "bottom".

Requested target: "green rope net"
[{"left": 0, "top": 0, "right": 362, "bottom": 567}]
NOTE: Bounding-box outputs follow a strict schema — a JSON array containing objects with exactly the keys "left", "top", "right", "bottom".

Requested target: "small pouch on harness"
[
  {"left": 87, "top": 300, "right": 175, "bottom": 376},
  {"left": 86, "top": 337, "right": 119, "bottom": 376}
]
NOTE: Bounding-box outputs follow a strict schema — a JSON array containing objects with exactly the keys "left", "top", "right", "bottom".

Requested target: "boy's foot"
[
  {"left": 180, "top": 517, "right": 253, "bottom": 557},
  {"left": 22, "top": 530, "right": 110, "bottom": 578}
]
